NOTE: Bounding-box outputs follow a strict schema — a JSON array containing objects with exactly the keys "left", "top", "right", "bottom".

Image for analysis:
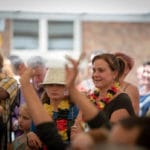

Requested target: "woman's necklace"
[{"left": 88, "top": 82, "right": 120, "bottom": 110}]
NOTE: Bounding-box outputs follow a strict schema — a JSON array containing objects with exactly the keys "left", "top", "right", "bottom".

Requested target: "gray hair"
[
  {"left": 27, "top": 56, "right": 46, "bottom": 68},
  {"left": 8, "top": 55, "right": 25, "bottom": 74}
]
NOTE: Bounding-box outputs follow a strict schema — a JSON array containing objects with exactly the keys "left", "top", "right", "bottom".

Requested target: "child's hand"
[{"left": 27, "top": 132, "right": 42, "bottom": 149}]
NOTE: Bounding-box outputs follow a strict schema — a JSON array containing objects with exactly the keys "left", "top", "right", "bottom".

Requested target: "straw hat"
[{"left": 41, "top": 67, "right": 66, "bottom": 85}]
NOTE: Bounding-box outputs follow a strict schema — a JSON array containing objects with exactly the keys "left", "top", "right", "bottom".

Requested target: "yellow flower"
[
  {"left": 43, "top": 103, "right": 53, "bottom": 116},
  {"left": 58, "top": 100, "right": 70, "bottom": 110},
  {"left": 114, "top": 82, "right": 120, "bottom": 89},
  {"left": 107, "top": 93, "right": 113, "bottom": 99},
  {"left": 59, "top": 130, "right": 68, "bottom": 141},
  {"left": 97, "top": 101, "right": 105, "bottom": 109}
]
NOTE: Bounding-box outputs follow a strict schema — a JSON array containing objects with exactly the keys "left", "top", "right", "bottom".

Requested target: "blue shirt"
[{"left": 139, "top": 93, "right": 150, "bottom": 116}]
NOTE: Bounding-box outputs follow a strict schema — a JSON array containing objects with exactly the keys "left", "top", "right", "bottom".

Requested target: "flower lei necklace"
[
  {"left": 43, "top": 100, "right": 70, "bottom": 141},
  {"left": 88, "top": 82, "right": 120, "bottom": 110}
]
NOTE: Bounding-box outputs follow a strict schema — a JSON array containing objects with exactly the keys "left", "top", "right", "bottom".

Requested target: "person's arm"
[
  {"left": 0, "top": 105, "right": 3, "bottom": 114},
  {"left": 69, "top": 86, "right": 99, "bottom": 121},
  {"left": 66, "top": 56, "right": 106, "bottom": 121},
  {"left": 65, "top": 56, "right": 99, "bottom": 121},
  {"left": 126, "top": 85, "right": 140, "bottom": 115},
  {"left": 0, "top": 87, "right": 9, "bottom": 99},
  {"left": 20, "top": 68, "right": 52, "bottom": 126}
]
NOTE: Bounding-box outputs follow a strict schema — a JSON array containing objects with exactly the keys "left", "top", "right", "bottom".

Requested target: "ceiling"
[{"left": 0, "top": 0, "right": 150, "bottom": 14}]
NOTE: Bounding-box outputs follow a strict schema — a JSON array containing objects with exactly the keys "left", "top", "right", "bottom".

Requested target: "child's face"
[
  {"left": 18, "top": 108, "right": 31, "bottom": 132},
  {"left": 44, "top": 84, "right": 67, "bottom": 100}
]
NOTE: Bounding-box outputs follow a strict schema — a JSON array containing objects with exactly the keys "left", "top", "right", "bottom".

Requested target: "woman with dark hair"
[{"left": 70, "top": 53, "right": 135, "bottom": 140}]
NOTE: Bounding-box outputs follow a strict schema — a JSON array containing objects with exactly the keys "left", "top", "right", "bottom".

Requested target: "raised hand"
[
  {"left": 65, "top": 56, "right": 78, "bottom": 88},
  {"left": 65, "top": 52, "right": 85, "bottom": 88},
  {"left": 20, "top": 68, "right": 35, "bottom": 86}
]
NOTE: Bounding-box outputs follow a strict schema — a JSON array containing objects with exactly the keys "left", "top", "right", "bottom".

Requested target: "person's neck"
[
  {"left": 141, "top": 85, "right": 150, "bottom": 94},
  {"left": 99, "top": 89, "right": 108, "bottom": 97},
  {"left": 98, "top": 85, "right": 112, "bottom": 98},
  {"left": 24, "top": 130, "right": 30, "bottom": 134},
  {"left": 50, "top": 99, "right": 62, "bottom": 111}
]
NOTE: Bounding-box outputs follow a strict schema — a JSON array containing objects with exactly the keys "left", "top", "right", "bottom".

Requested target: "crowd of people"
[{"left": 0, "top": 51, "right": 150, "bottom": 150}]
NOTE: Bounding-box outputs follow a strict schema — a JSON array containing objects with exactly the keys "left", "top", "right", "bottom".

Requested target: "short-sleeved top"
[
  {"left": 0, "top": 73, "right": 18, "bottom": 122},
  {"left": 103, "top": 93, "right": 135, "bottom": 119}
]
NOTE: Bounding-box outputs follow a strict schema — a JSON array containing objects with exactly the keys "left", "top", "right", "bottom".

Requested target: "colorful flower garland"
[
  {"left": 88, "top": 82, "right": 120, "bottom": 110},
  {"left": 43, "top": 100, "right": 70, "bottom": 141}
]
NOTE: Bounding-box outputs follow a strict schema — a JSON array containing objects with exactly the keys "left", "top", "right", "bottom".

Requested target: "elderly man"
[{"left": 27, "top": 56, "right": 47, "bottom": 98}]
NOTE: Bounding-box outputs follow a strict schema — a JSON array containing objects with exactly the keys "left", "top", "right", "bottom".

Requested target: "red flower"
[
  {"left": 103, "top": 97, "right": 110, "bottom": 104},
  {"left": 111, "top": 86, "right": 118, "bottom": 93},
  {"left": 88, "top": 93, "right": 98, "bottom": 100},
  {"left": 56, "top": 119, "right": 67, "bottom": 131}
]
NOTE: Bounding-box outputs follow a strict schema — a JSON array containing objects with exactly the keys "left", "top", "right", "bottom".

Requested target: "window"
[
  {"left": 48, "top": 21, "right": 73, "bottom": 50},
  {"left": 11, "top": 16, "right": 81, "bottom": 60},
  {"left": 13, "top": 19, "right": 39, "bottom": 50}
]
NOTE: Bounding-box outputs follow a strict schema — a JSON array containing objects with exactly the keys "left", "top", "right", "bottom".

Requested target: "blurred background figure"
[
  {"left": 27, "top": 56, "right": 47, "bottom": 98},
  {"left": 70, "top": 128, "right": 109, "bottom": 150},
  {"left": 2, "top": 57, "right": 14, "bottom": 78},
  {"left": 8, "top": 55, "right": 27, "bottom": 83},
  {"left": 0, "top": 52, "right": 18, "bottom": 149},
  {"left": 7, "top": 55, "right": 27, "bottom": 139},
  {"left": 71, "top": 120, "right": 148, "bottom": 150},
  {"left": 139, "top": 61, "right": 150, "bottom": 116},
  {"left": 109, "top": 116, "right": 150, "bottom": 150}
]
